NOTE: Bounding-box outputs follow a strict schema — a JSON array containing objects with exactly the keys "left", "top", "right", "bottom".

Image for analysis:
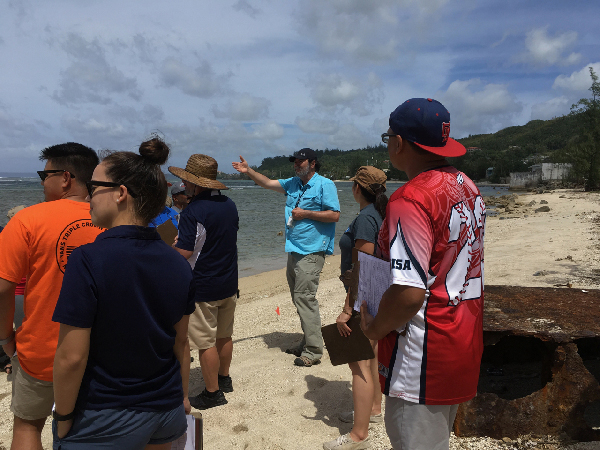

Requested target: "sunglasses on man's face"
[
  {"left": 86, "top": 181, "right": 137, "bottom": 198},
  {"left": 37, "top": 169, "right": 74, "bottom": 181}
]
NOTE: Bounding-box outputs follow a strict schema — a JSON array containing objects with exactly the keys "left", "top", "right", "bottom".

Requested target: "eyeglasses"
[
  {"left": 86, "top": 181, "right": 137, "bottom": 198},
  {"left": 37, "top": 169, "right": 75, "bottom": 181},
  {"left": 381, "top": 133, "right": 397, "bottom": 144}
]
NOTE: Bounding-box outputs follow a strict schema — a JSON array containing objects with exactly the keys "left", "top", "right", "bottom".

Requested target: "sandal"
[{"left": 3, "top": 364, "right": 11, "bottom": 374}]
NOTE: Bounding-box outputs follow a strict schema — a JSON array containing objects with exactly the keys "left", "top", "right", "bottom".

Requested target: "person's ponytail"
[
  {"left": 139, "top": 137, "right": 169, "bottom": 166},
  {"left": 103, "top": 135, "right": 170, "bottom": 224},
  {"left": 372, "top": 185, "right": 388, "bottom": 220},
  {"left": 357, "top": 182, "right": 388, "bottom": 220}
]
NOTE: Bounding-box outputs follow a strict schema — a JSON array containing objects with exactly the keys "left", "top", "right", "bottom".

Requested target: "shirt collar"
[
  {"left": 96, "top": 225, "right": 161, "bottom": 241},
  {"left": 190, "top": 189, "right": 220, "bottom": 203}
]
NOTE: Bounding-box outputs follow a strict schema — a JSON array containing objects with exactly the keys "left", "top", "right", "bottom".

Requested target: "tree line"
[{"left": 222, "top": 69, "right": 600, "bottom": 190}]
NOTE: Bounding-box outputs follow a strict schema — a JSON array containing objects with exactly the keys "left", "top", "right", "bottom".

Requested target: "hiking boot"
[
  {"left": 323, "top": 433, "right": 370, "bottom": 450},
  {"left": 189, "top": 389, "right": 227, "bottom": 410},
  {"left": 339, "top": 411, "right": 383, "bottom": 424},
  {"left": 294, "top": 355, "right": 321, "bottom": 367},
  {"left": 218, "top": 374, "right": 233, "bottom": 393}
]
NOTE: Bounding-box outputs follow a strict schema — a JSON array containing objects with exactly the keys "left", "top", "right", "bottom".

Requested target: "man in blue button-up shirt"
[{"left": 232, "top": 149, "right": 340, "bottom": 366}]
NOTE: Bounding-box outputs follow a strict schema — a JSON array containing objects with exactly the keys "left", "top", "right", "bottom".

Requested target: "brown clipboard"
[
  {"left": 156, "top": 220, "right": 178, "bottom": 246},
  {"left": 322, "top": 313, "right": 374, "bottom": 366}
]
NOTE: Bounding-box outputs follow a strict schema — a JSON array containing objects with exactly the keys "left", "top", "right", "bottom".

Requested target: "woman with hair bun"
[
  {"left": 51, "top": 136, "right": 195, "bottom": 449},
  {"left": 324, "top": 166, "right": 388, "bottom": 450}
]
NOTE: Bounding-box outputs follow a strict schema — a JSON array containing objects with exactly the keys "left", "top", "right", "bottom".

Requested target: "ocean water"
[{"left": 0, "top": 173, "right": 508, "bottom": 277}]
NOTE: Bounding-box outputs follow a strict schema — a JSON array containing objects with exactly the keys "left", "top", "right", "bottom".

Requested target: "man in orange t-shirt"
[{"left": 0, "top": 143, "right": 102, "bottom": 450}]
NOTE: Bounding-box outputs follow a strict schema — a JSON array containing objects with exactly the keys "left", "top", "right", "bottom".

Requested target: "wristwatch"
[{"left": 52, "top": 410, "right": 76, "bottom": 421}]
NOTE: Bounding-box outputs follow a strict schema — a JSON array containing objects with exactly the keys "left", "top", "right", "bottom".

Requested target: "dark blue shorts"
[{"left": 53, "top": 404, "right": 187, "bottom": 449}]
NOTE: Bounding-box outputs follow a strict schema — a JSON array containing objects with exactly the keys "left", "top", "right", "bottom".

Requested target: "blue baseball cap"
[{"left": 389, "top": 98, "right": 466, "bottom": 157}]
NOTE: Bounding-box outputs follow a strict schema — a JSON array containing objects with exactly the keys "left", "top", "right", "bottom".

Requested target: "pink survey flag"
[{"left": 276, "top": 306, "right": 280, "bottom": 316}]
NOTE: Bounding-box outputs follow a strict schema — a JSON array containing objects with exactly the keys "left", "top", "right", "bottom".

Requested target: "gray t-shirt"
[{"left": 339, "top": 203, "right": 383, "bottom": 274}]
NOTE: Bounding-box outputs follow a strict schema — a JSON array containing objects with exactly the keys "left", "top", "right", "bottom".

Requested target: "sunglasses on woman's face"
[
  {"left": 86, "top": 181, "right": 137, "bottom": 198},
  {"left": 37, "top": 169, "right": 74, "bottom": 181}
]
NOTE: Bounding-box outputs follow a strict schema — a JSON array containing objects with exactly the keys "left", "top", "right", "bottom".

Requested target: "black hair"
[
  {"left": 102, "top": 136, "right": 170, "bottom": 225},
  {"left": 313, "top": 159, "right": 321, "bottom": 172},
  {"left": 39, "top": 142, "right": 99, "bottom": 185},
  {"left": 355, "top": 181, "right": 388, "bottom": 220}
]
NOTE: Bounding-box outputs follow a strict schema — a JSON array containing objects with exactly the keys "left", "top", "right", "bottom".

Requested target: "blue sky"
[{"left": 1, "top": 0, "right": 599, "bottom": 173}]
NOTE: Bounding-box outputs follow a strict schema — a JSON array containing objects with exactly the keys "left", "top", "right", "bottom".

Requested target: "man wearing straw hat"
[{"left": 169, "top": 154, "right": 239, "bottom": 410}]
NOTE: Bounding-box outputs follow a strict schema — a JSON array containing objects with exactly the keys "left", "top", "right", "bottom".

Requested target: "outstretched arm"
[
  {"left": 232, "top": 156, "right": 285, "bottom": 194},
  {"left": 291, "top": 209, "right": 340, "bottom": 222}
]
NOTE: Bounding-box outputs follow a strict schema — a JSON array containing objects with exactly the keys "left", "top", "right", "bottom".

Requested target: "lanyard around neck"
[{"left": 294, "top": 184, "right": 310, "bottom": 209}]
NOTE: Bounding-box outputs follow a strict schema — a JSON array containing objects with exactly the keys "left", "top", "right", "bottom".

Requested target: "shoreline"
[{"left": 0, "top": 188, "right": 599, "bottom": 449}]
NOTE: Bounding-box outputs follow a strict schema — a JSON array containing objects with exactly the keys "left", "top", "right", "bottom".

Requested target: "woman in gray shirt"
[{"left": 324, "top": 166, "right": 388, "bottom": 450}]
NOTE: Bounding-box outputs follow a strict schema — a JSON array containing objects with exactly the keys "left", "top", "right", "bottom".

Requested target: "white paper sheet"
[
  {"left": 354, "top": 252, "right": 392, "bottom": 316},
  {"left": 170, "top": 415, "right": 196, "bottom": 450}
]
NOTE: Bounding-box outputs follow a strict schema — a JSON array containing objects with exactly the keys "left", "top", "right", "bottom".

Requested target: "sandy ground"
[{"left": 0, "top": 189, "right": 599, "bottom": 449}]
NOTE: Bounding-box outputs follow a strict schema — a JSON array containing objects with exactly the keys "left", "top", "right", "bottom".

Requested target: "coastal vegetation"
[{"left": 221, "top": 69, "right": 600, "bottom": 190}]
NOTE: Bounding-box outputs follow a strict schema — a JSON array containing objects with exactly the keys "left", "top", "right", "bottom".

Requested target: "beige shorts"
[
  {"left": 10, "top": 356, "right": 54, "bottom": 421},
  {"left": 188, "top": 294, "right": 237, "bottom": 350}
]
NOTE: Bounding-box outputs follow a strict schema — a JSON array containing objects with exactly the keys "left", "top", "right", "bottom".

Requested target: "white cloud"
[
  {"left": 232, "top": 0, "right": 261, "bottom": 18},
  {"left": 295, "top": 117, "right": 339, "bottom": 135},
  {"left": 307, "top": 72, "right": 383, "bottom": 116},
  {"left": 211, "top": 94, "right": 270, "bottom": 121},
  {"left": 0, "top": 108, "right": 44, "bottom": 150},
  {"left": 530, "top": 96, "right": 570, "bottom": 120},
  {"left": 251, "top": 121, "right": 284, "bottom": 140},
  {"left": 295, "top": 0, "right": 452, "bottom": 64},
  {"left": 157, "top": 119, "right": 288, "bottom": 171},
  {"left": 552, "top": 62, "right": 600, "bottom": 91},
  {"left": 325, "top": 123, "right": 371, "bottom": 149},
  {"left": 52, "top": 33, "right": 141, "bottom": 105},
  {"left": 520, "top": 27, "right": 581, "bottom": 67},
  {"left": 61, "top": 116, "right": 130, "bottom": 141},
  {"left": 160, "top": 57, "right": 231, "bottom": 98},
  {"left": 295, "top": 0, "right": 399, "bottom": 62},
  {"left": 438, "top": 79, "right": 522, "bottom": 136}
]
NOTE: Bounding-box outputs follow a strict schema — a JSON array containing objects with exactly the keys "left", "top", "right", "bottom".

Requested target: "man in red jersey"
[{"left": 361, "top": 98, "right": 485, "bottom": 450}]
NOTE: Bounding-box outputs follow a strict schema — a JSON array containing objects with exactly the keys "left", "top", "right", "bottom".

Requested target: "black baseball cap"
[{"left": 289, "top": 148, "right": 317, "bottom": 162}]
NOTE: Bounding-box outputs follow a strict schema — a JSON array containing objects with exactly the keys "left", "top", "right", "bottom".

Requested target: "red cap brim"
[{"left": 413, "top": 138, "right": 466, "bottom": 157}]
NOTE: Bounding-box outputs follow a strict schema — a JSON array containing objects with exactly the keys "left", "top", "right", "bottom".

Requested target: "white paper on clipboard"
[
  {"left": 170, "top": 415, "right": 196, "bottom": 450},
  {"left": 353, "top": 251, "right": 392, "bottom": 316}
]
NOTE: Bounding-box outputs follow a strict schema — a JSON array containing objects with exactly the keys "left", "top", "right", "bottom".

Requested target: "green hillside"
[{"left": 225, "top": 113, "right": 580, "bottom": 183}]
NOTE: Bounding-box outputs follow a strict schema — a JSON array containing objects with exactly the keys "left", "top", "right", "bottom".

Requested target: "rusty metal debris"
[{"left": 454, "top": 285, "right": 600, "bottom": 442}]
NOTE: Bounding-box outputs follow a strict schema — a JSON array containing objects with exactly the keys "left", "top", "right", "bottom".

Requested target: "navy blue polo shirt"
[
  {"left": 176, "top": 190, "right": 238, "bottom": 302},
  {"left": 53, "top": 225, "right": 196, "bottom": 412}
]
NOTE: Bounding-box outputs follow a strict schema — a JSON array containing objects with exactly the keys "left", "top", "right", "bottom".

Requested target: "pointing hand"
[{"left": 232, "top": 156, "right": 249, "bottom": 173}]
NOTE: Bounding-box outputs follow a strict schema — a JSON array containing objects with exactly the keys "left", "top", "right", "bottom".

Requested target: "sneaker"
[
  {"left": 323, "top": 433, "right": 370, "bottom": 450},
  {"left": 189, "top": 389, "right": 228, "bottom": 410},
  {"left": 294, "top": 355, "right": 321, "bottom": 367},
  {"left": 218, "top": 374, "right": 233, "bottom": 393},
  {"left": 339, "top": 411, "right": 383, "bottom": 424}
]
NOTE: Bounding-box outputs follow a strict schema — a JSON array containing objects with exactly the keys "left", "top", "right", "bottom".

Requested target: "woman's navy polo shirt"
[
  {"left": 175, "top": 190, "right": 239, "bottom": 303},
  {"left": 53, "top": 225, "right": 196, "bottom": 412}
]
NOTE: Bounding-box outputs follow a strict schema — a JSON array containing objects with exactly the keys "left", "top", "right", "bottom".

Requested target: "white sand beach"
[{"left": 0, "top": 189, "right": 599, "bottom": 449}]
